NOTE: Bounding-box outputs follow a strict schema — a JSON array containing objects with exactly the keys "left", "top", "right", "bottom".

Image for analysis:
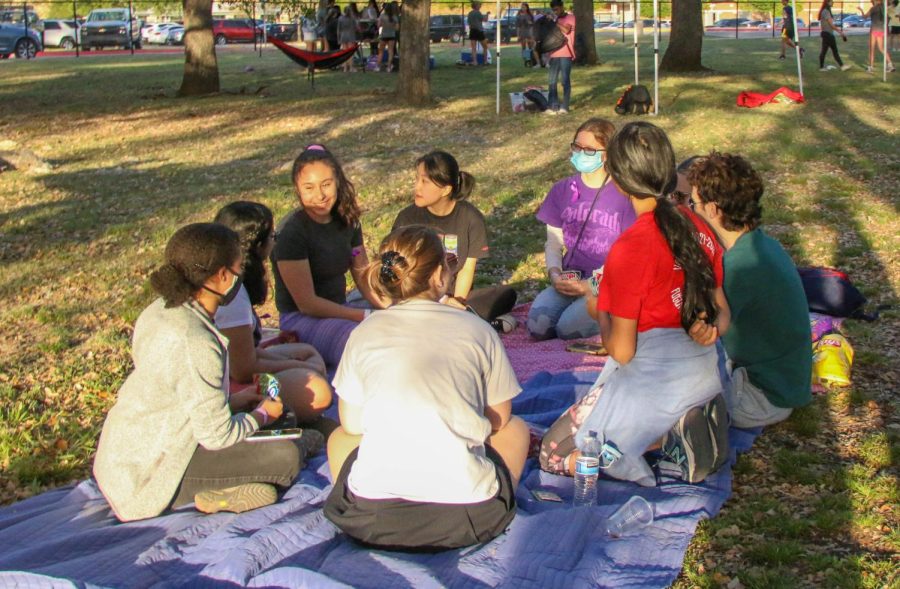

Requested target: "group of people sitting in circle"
[{"left": 93, "top": 118, "right": 812, "bottom": 552}]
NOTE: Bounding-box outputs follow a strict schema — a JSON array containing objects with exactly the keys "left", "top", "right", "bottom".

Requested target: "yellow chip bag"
[{"left": 812, "top": 334, "right": 854, "bottom": 388}]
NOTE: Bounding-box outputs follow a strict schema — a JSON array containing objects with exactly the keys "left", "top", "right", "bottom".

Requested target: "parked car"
[
  {"left": 147, "top": 23, "right": 180, "bottom": 44},
  {"left": 0, "top": 21, "right": 42, "bottom": 58},
  {"left": 604, "top": 21, "right": 624, "bottom": 29},
  {"left": 773, "top": 17, "right": 807, "bottom": 29},
  {"left": 154, "top": 24, "right": 183, "bottom": 45},
  {"left": 484, "top": 15, "right": 516, "bottom": 43},
  {"left": 622, "top": 19, "right": 657, "bottom": 28},
  {"left": 81, "top": 8, "right": 142, "bottom": 50},
  {"left": 261, "top": 22, "right": 297, "bottom": 41},
  {"left": 212, "top": 18, "right": 260, "bottom": 44},
  {"left": 835, "top": 15, "right": 865, "bottom": 27},
  {"left": 594, "top": 20, "right": 614, "bottom": 30},
  {"left": 141, "top": 22, "right": 172, "bottom": 43},
  {"left": 41, "top": 19, "right": 80, "bottom": 49},
  {"left": 712, "top": 18, "right": 753, "bottom": 28},
  {"left": 429, "top": 14, "right": 465, "bottom": 43},
  {"left": 0, "top": 8, "right": 40, "bottom": 27},
  {"left": 746, "top": 20, "right": 772, "bottom": 29}
]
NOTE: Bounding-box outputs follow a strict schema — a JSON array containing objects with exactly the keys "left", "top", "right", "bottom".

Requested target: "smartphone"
[
  {"left": 247, "top": 428, "right": 304, "bottom": 442},
  {"left": 559, "top": 270, "right": 582, "bottom": 281},
  {"left": 566, "top": 342, "right": 608, "bottom": 356},
  {"left": 531, "top": 489, "right": 563, "bottom": 502}
]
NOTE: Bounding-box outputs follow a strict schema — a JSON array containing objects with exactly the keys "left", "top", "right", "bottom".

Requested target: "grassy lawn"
[{"left": 1, "top": 33, "right": 897, "bottom": 587}]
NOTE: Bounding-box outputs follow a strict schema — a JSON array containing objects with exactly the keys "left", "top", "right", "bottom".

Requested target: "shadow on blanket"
[{"left": 0, "top": 371, "right": 762, "bottom": 589}]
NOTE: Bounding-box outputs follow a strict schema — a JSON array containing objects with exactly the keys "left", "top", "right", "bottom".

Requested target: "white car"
[
  {"left": 41, "top": 19, "right": 81, "bottom": 49},
  {"left": 147, "top": 23, "right": 178, "bottom": 44},
  {"left": 162, "top": 25, "right": 184, "bottom": 45},
  {"left": 142, "top": 22, "right": 173, "bottom": 44}
]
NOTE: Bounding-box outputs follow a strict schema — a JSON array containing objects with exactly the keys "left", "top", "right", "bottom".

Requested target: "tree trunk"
[
  {"left": 397, "top": 0, "right": 432, "bottom": 106},
  {"left": 660, "top": 0, "right": 705, "bottom": 72},
  {"left": 178, "top": 0, "right": 220, "bottom": 96},
  {"left": 572, "top": 0, "right": 599, "bottom": 65}
]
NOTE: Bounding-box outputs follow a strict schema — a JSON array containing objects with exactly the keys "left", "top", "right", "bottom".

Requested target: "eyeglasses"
[{"left": 570, "top": 143, "right": 603, "bottom": 156}]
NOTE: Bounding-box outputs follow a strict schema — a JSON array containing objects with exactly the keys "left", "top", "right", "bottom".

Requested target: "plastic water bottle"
[{"left": 573, "top": 430, "right": 602, "bottom": 507}]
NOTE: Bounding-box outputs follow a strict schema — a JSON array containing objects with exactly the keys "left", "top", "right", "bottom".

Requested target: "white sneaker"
[
  {"left": 558, "top": 107, "right": 569, "bottom": 114},
  {"left": 866, "top": 65, "right": 874, "bottom": 73},
  {"left": 819, "top": 67, "right": 829, "bottom": 71},
  {"left": 840, "top": 64, "right": 852, "bottom": 71},
  {"left": 544, "top": 109, "right": 558, "bottom": 116}
]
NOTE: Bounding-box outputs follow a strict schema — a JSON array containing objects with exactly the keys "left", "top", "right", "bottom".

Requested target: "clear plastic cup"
[{"left": 606, "top": 495, "right": 654, "bottom": 537}]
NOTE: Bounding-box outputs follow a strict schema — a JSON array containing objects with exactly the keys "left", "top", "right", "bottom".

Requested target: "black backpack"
[
  {"left": 535, "top": 18, "right": 566, "bottom": 54},
  {"left": 524, "top": 88, "right": 549, "bottom": 111},
  {"left": 614, "top": 84, "right": 652, "bottom": 115}
]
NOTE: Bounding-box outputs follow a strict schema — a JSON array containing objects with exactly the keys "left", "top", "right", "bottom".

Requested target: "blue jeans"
[
  {"left": 526, "top": 285, "right": 599, "bottom": 340},
  {"left": 548, "top": 57, "right": 573, "bottom": 111}
]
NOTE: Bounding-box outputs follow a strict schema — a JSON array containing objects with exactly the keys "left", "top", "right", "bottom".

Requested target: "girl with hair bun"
[
  {"left": 273, "top": 144, "right": 384, "bottom": 369},
  {"left": 94, "top": 223, "right": 315, "bottom": 522},
  {"left": 539, "top": 122, "right": 731, "bottom": 487},
  {"left": 324, "top": 225, "right": 529, "bottom": 551},
  {"left": 213, "top": 201, "right": 333, "bottom": 425},
  {"left": 392, "top": 150, "right": 517, "bottom": 330}
]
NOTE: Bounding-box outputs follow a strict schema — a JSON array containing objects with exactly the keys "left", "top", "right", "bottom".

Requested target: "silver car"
[
  {"left": 41, "top": 19, "right": 81, "bottom": 49},
  {"left": 0, "top": 21, "right": 43, "bottom": 58}
]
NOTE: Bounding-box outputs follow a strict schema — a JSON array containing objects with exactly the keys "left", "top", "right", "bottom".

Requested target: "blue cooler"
[{"left": 460, "top": 51, "right": 488, "bottom": 65}]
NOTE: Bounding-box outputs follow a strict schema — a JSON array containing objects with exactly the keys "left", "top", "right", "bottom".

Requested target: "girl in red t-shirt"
[{"left": 539, "top": 122, "right": 730, "bottom": 485}]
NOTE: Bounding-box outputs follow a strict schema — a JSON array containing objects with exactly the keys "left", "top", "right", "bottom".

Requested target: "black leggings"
[
  {"left": 466, "top": 285, "right": 518, "bottom": 321},
  {"left": 820, "top": 32, "right": 844, "bottom": 68},
  {"left": 170, "top": 439, "right": 303, "bottom": 509}
]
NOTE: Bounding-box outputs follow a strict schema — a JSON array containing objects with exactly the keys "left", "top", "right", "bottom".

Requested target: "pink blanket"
[{"left": 500, "top": 304, "right": 607, "bottom": 384}]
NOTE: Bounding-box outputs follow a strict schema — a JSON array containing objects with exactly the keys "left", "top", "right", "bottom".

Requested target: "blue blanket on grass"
[{"left": 0, "top": 371, "right": 761, "bottom": 588}]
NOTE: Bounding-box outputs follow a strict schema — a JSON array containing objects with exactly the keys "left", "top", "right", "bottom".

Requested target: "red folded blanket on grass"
[{"left": 737, "top": 86, "right": 805, "bottom": 108}]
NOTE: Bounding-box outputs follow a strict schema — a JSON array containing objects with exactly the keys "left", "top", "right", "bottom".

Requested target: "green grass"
[{"left": 1, "top": 33, "right": 898, "bottom": 585}]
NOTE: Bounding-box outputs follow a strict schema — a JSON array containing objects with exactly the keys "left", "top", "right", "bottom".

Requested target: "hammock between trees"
[{"left": 269, "top": 38, "right": 358, "bottom": 87}]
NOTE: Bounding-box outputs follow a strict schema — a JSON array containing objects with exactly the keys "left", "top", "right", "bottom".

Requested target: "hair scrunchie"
[{"left": 380, "top": 251, "right": 405, "bottom": 282}]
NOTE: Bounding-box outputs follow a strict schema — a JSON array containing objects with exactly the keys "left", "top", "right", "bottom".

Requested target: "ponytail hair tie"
[{"left": 380, "top": 251, "right": 405, "bottom": 282}]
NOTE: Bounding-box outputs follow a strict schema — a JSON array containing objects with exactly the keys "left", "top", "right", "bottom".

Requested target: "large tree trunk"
[
  {"left": 397, "top": 0, "right": 431, "bottom": 106},
  {"left": 572, "top": 0, "right": 598, "bottom": 65},
  {"left": 178, "top": 0, "right": 220, "bottom": 96},
  {"left": 660, "top": 0, "right": 705, "bottom": 72}
]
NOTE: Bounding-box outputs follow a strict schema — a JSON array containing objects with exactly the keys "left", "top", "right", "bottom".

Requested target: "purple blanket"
[{"left": 0, "top": 371, "right": 760, "bottom": 588}]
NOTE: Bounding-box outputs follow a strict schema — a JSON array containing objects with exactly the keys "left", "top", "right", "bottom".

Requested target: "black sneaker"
[
  {"left": 657, "top": 394, "right": 730, "bottom": 483},
  {"left": 778, "top": 54, "right": 786, "bottom": 60}
]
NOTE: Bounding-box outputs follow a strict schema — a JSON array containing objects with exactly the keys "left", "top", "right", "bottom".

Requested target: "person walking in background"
[
  {"left": 338, "top": 5, "right": 358, "bottom": 72},
  {"left": 517, "top": 3, "right": 535, "bottom": 67},
  {"left": 890, "top": 0, "right": 899, "bottom": 52},
  {"left": 860, "top": 0, "right": 896, "bottom": 72},
  {"left": 467, "top": 1, "right": 490, "bottom": 66},
  {"left": 377, "top": 1, "right": 399, "bottom": 72},
  {"left": 779, "top": 0, "right": 805, "bottom": 60},
  {"left": 819, "top": 0, "right": 851, "bottom": 70},
  {"left": 545, "top": 0, "right": 575, "bottom": 114},
  {"left": 361, "top": 0, "right": 380, "bottom": 56}
]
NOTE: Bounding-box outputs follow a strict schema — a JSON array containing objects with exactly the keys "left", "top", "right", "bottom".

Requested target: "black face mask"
[{"left": 204, "top": 269, "right": 242, "bottom": 306}]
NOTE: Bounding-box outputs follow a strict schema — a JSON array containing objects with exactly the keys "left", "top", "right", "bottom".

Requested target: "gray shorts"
[{"left": 728, "top": 367, "right": 793, "bottom": 429}]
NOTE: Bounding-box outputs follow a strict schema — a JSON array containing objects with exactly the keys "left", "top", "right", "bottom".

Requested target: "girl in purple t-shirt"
[{"left": 526, "top": 118, "right": 636, "bottom": 340}]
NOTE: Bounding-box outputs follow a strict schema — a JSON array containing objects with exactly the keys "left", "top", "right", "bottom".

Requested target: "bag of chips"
[{"left": 812, "top": 333, "right": 854, "bottom": 388}]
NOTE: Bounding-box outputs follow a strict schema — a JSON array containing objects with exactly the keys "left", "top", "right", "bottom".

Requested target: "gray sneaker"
[
  {"left": 195, "top": 483, "right": 277, "bottom": 514},
  {"left": 657, "top": 394, "right": 730, "bottom": 483}
]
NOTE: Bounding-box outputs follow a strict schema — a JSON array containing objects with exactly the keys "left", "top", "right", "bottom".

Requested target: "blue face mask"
[{"left": 570, "top": 150, "right": 604, "bottom": 174}]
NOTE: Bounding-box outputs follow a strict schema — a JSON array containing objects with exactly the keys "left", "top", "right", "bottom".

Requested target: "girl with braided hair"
[
  {"left": 324, "top": 225, "right": 529, "bottom": 551},
  {"left": 539, "top": 122, "right": 731, "bottom": 486},
  {"left": 94, "top": 223, "right": 315, "bottom": 521}
]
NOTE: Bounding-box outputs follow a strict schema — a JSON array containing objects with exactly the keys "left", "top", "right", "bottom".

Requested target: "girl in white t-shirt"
[
  {"left": 323, "top": 225, "right": 529, "bottom": 551},
  {"left": 214, "top": 202, "right": 333, "bottom": 423}
]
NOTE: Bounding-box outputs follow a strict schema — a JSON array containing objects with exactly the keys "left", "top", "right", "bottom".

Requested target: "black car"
[
  {"left": 261, "top": 22, "right": 297, "bottom": 41},
  {"left": 429, "top": 14, "right": 465, "bottom": 43},
  {"left": 484, "top": 15, "right": 516, "bottom": 43}
]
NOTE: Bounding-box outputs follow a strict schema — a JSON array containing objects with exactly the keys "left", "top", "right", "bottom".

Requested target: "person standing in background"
[{"left": 545, "top": 0, "right": 575, "bottom": 115}]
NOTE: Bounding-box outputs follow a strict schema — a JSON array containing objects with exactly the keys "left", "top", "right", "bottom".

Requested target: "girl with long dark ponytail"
[
  {"left": 213, "top": 201, "right": 333, "bottom": 425},
  {"left": 539, "top": 122, "right": 731, "bottom": 487}
]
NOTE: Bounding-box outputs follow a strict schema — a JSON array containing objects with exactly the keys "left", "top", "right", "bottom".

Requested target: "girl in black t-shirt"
[
  {"left": 273, "top": 144, "right": 383, "bottom": 368},
  {"left": 392, "top": 150, "right": 517, "bottom": 330}
]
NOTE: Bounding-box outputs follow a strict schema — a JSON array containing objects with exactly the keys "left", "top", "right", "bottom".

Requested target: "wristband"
[{"left": 252, "top": 407, "right": 268, "bottom": 426}]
